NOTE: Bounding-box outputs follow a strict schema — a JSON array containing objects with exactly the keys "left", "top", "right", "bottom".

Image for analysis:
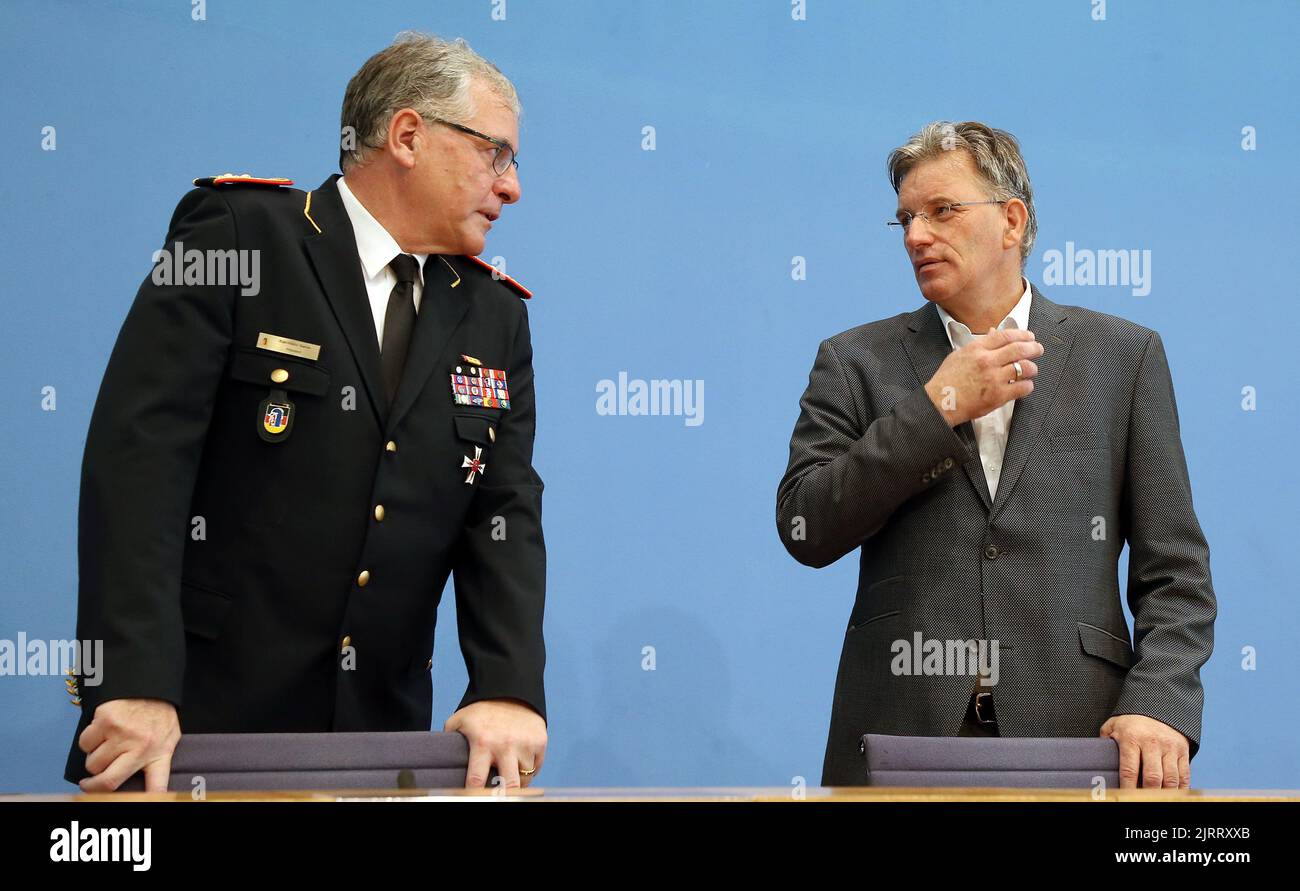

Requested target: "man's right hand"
[
  {"left": 924, "top": 327, "right": 1044, "bottom": 427},
  {"left": 78, "top": 698, "right": 181, "bottom": 793}
]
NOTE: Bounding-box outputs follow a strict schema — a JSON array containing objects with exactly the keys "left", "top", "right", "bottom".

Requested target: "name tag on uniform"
[{"left": 256, "top": 332, "right": 321, "bottom": 361}]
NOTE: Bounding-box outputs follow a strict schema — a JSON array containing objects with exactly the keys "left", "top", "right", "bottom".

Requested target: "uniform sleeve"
[
  {"left": 1112, "top": 331, "right": 1217, "bottom": 759},
  {"left": 73, "top": 188, "right": 238, "bottom": 716},
  {"left": 776, "top": 339, "right": 968, "bottom": 568},
  {"left": 450, "top": 300, "right": 547, "bottom": 723}
]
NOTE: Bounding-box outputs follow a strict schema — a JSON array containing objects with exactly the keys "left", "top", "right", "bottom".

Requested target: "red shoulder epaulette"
[
  {"left": 465, "top": 255, "right": 532, "bottom": 299},
  {"left": 193, "top": 173, "right": 295, "bottom": 187}
]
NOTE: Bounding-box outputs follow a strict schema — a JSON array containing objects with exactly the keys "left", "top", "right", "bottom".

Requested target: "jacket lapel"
[
  {"left": 302, "top": 174, "right": 386, "bottom": 429},
  {"left": 902, "top": 303, "right": 993, "bottom": 511},
  {"left": 385, "top": 253, "right": 474, "bottom": 434},
  {"left": 989, "top": 284, "right": 1074, "bottom": 517}
]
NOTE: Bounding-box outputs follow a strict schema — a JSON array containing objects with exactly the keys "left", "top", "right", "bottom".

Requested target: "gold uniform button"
[
  {"left": 357, "top": 570, "right": 370, "bottom": 587},
  {"left": 270, "top": 368, "right": 290, "bottom": 383},
  {"left": 488, "top": 427, "right": 496, "bottom": 443},
  {"left": 425, "top": 658, "right": 433, "bottom": 670},
  {"left": 385, "top": 441, "right": 398, "bottom": 452},
  {"left": 341, "top": 635, "right": 352, "bottom": 651},
  {"left": 373, "top": 504, "right": 385, "bottom": 522}
]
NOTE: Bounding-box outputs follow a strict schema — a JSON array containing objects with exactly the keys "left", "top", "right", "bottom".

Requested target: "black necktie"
[{"left": 381, "top": 253, "right": 419, "bottom": 408}]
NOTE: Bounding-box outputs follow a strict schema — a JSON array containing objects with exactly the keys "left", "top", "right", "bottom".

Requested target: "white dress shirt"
[
  {"left": 336, "top": 176, "right": 429, "bottom": 350},
  {"left": 935, "top": 276, "right": 1033, "bottom": 499}
]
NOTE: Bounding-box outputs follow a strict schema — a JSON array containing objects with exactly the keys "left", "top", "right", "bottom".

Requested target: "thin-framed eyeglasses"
[{"left": 887, "top": 200, "right": 1006, "bottom": 232}]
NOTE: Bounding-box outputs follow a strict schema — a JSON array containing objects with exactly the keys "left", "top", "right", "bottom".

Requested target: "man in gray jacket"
[{"left": 777, "top": 120, "right": 1215, "bottom": 788}]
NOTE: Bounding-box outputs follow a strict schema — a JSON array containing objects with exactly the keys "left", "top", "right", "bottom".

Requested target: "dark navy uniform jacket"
[{"left": 65, "top": 174, "right": 546, "bottom": 784}]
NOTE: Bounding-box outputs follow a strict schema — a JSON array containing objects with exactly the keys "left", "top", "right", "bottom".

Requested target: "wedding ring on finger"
[{"left": 1013, "top": 361, "right": 1023, "bottom": 381}]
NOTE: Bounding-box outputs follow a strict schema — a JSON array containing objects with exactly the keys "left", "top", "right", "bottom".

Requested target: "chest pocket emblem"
[{"left": 258, "top": 391, "right": 295, "bottom": 443}]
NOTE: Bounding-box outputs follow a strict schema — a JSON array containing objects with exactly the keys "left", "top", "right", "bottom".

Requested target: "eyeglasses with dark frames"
[{"left": 425, "top": 116, "right": 518, "bottom": 176}]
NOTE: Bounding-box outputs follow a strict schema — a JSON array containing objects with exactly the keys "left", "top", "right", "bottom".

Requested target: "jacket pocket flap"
[
  {"left": 1077, "top": 622, "right": 1134, "bottom": 668},
  {"left": 454, "top": 414, "right": 497, "bottom": 445},
  {"left": 849, "top": 576, "right": 907, "bottom": 630},
  {"left": 848, "top": 609, "right": 900, "bottom": 632},
  {"left": 181, "top": 582, "right": 233, "bottom": 641},
  {"left": 229, "top": 347, "right": 330, "bottom": 396}
]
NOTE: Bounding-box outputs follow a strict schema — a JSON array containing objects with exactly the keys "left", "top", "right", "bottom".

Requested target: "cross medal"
[{"left": 462, "top": 447, "right": 487, "bottom": 484}]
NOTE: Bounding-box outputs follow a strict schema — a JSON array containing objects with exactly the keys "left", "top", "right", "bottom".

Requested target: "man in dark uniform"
[{"left": 64, "top": 32, "right": 547, "bottom": 791}]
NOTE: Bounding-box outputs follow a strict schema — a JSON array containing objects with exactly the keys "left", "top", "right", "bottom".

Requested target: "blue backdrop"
[{"left": 2, "top": 0, "right": 1296, "bottom": 792}]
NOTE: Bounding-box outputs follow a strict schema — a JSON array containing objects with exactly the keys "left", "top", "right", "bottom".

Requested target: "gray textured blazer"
[{"left": 776, "top": 284, "right": 1216, "bottom": 786}]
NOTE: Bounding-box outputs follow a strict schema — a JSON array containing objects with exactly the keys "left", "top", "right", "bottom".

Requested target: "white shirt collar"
[
  {"left": 336, "top": 176, "right": 428, "bottom": 286},
  {"left": 936, "top": 276, "right": 1032, "bottom": 350}
]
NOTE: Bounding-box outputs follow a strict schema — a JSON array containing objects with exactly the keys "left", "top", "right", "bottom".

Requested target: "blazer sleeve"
[
  {"left": 1112, "top": 330, "right": 1216, "bottom": 759},
  {"left": 776, "top": 338, "right": 969, "bottom": 568},
  {"left": 450, "top": 300, "right": 547, "bottom": 723},
  {"left": 73, "top": 187, "right": 237, "bottom": 716}
]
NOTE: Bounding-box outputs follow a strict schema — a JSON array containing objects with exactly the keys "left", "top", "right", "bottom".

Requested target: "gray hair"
[
  {"left": 340, "top": 31, "right": 521, "bottom": 172},
  {"left": 887, "top": 121, "right": 1037, "bottom": 266}
]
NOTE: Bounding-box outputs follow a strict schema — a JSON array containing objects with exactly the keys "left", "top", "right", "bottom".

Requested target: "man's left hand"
[
  {"left": 1099, "top": 714, "right": 1189, "bottom": 789},
  {"left": 444, "top": 698, "right": 547, "bottom": 791}
]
